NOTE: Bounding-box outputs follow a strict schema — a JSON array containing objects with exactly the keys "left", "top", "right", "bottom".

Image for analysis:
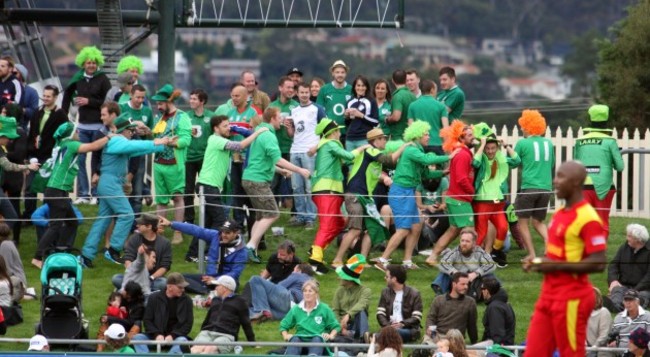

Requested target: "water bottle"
[{"left": 234, "top": 345, "right": 243, "bottom": 354}]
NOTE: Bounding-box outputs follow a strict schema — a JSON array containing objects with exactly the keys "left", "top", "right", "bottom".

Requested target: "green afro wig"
[
  {"left": 75, "top": 46, "right": 105, "bottom": 68},
  {"left": 383, "top": 140, "right": 405, "bottom": 154},
  {"left": 404, "top": 120, "right": 431, "bottom": 142},
  {"left": 117, "top": 55, "right": 143, "bottom": 75}
]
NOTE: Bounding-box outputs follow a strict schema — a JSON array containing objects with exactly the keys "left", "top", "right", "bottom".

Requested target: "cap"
[
  {"left": 28, "top": 335, "right": 48, "bottom": 351},
  {"left": 366, "top": 128, "right": 387, "bottom": 141},
  {"left": 113, "top": 113, "right": 138, "bottom": 134},
  {"left": 151, "top": 84, "right": 176, "bottom": 102},
  {"left": 588, "top": 104, "right": 609, "bottom": 123},
  {"left": 624, "top": 289, "right": 640, "bottom": 300},
  {"left": 14, "top": 64, "right": 28, "bottom": 81},
  {"left": 219, "top": 219, "right": 241, "bottom": 232},
  {"left": 287, "top": 67, "right": 303, "bottom": 76},
  {"left": 214, "top": 275, "right": 237, "bottom": 291},
  {"left": 629, "top": 328, "right": 650, "bottom": 349},
  {"left": 105, "top": 323, "right": 127, "bottom": 340},
  {"left": 336, "top": 254, "right": 366, "bottom": 285},
  {"left": 135, "top": 213, "right": 158, "bottom": 227},
  {"left": 166, "top": 272, "right": 189, "bottom": 288},
  {"left": 330, "top": 59, "right": 349, "bottom": 72},
  {"left": 117, "top": 72, "right": 133, "bottom": 87},
  {"left": 0, "top": 116, "right": 20, "bottom": 139},
  {"left": 315, "top": 118, "right": 344, "bottom": 137}
]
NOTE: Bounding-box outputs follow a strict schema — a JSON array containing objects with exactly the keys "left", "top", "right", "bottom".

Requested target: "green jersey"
[
  {"left": 269, "top": 98, "right": 299, "bottom": 154},
  {"left": 186, "top": 108, "right": 216, "bottom": 162},
  {"left": 242, "top": 122, "right": 282, "bottom": 183},
  {"left": 279, "top": 301, "right": 341, "bottom": 337},
  {"left": 393, "top": 144, "right": 448, "bottom": 188},
  {"left": 316, "top": 81, "right": 352, "bottom": 133},
  {"left": 152, "top": 110, "right": 192, "bottom": 165},
  {"left": 198, "top": 134, "right": 231, "bottom": 189},
  {"left": 312, "top": 139, "right": 357, "bottom": 194},
  {"left": 388, "top": 86, "right": 416, "bottom": 140},
  {"left": 119, "top": 102, "right": 154, "bottom": 129},
  {"left": 574, "top": 131, "right": 624, "bottom": 199},
  {"left": 46, "top": 139, "right": 82, "bottom": 192},
  {"left": 417, "top": 176, "right": 449, "bottom": 206},
  {"left": 377, "top": 101, "right": 392, "bottom": 135},
  {"left": 407, "top": 95, "right": 447, "bottom": 146},
  {"left": 514, "top": 136, "right": 555, "bottom": 190},
  {"left": 225, "top": 104, "right": 260, "bottom": 145},
  {"left": 436, "top": 85, "right": 465, "bottom": 120}
]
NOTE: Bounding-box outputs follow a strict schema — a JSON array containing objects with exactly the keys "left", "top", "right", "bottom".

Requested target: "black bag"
[
  {"left": 2, "top": 303, "right": 23, "bottom": 326},
  {"left": 467, "top": 277, "right": 484, "bottom": 303}
]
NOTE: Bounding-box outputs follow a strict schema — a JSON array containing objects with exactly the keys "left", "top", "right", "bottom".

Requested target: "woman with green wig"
[
  {"left": 117, "top": 55, "right": 144, "bottom": 82},
  {"left": 372, "top": 120, "right": 455, "bottom": 270},
  {"left": 31, "top": 121, "right": 111, "bottom": 269},
  {"left": 61, "top": 45, "right": 112, "bottom": 204}
]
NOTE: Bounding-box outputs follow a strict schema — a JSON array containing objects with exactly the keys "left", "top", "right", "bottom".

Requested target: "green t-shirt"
[
  {"left": 186, "top": 108, "right": 216, "bottom": 162},
  {"left": 407, "top": 95, "right": 447, "bottom": 146},
  {"left": 119, "top": 102, "right": 154, "bottom": 129},
  {"left": 377, "top": 101, "right": 392, "bottom": 135},
  {"left": 316, "top": 81, "right": 352, "bottom": 133},
  {"left": 46, "top": 139, "right": 82, "bottom": 192},
  {"left": 514, "top": 136, "right": 555, "bottom": 190},
  {"left": 117, "top": 345, "right": 135, "bottom": 353},
  {"left": 388, "top": 86, "right": 416, "bottom": 140},
  {"left": 198, "top": 134, "right": 231, "bottom": 189},
  {"left": 242, "top": 123, "right": 282, "bottom": 183},
  {"left": 393, "top": 144, "right": 448, "bottom": 188},
  {"left": 436, "top": 85, "right": 465, "bottom": 120},
  {"left": 269, "top": 98, "right": 299, "bottom": 154},
  {"left": 417, "top": 176, "right": 449, "bottom": 206}
]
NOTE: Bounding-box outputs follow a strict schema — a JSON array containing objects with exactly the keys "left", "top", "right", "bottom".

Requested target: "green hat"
[
  {"left": 151, "top": 84, "right": 176, "bottom": 102},
  {"left": 114, "top": 113, "right": 138, "bottom": 134},
  {"left": 335, "top": 254, "right": 366, "bottom": 285},
  {"left": 53, "top": 122, "right": 75, "bottom": 143},
  {"left": 315, "top": 118, "right": 344, "bottom": 137},
  {"left": 588, "top": 104, "right": 609, "bottom": 123},
  {"left": 0, "top": 116, "right": 20, "bottom": 139},
  {"left": 473, "top": 122, "right": 496, "bottom": 141}
]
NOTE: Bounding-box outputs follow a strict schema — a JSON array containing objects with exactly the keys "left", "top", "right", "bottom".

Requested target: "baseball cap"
[
  {"left": 287, "top": 67, "right": 303, "bottom": 76},
  {"left": 214, "top": 275, "right": 237, "bottom": 291},
  {"left": 624, "top": 289, "right": 640, "bottom": 300},
  {"left": 135, "top": 213, "right": 158, "bottom": 227},
  {"left": 105, "top": 323, "right": 127, "bottom": 340},
  {"left": 166, "top": 272, "right": 189, "bottom": 288},
  {"left": 117, "top": 72, "right": 133, "bottom": 87},
  {"left": 330, "top": 60, "right": 349, "bottom": 72},
  {"left": 219, "top": 219, "right": 241, "bottom": 232},
  {"left": 28, "top": 335, "right": 48, "bottom": 351}
]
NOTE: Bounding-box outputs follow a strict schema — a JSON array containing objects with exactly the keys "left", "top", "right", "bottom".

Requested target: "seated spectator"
[
  {"left": 111, "top": 214, "right": 171, "bottom": 293},
  {"left": 0, "top": 223, "right": 28, "bottom": 300},
  {"left": 191, "top": 276, "right": 255, "bottom": 354},
  {"left": 587, "top": 287, "right": 613, "bottom": 357},
  {"left": 446, "top": 329, "right": 480, "bottom": 357},
  {"left": 477, "top": 277, "right": 515, "bottom": 346},
  {"left": 106, "top": 292, "right": 127, "bottom": 319},
  {"left": 367, "top": 326, "right": 403, "bottom": 357},
  {"left": 333, "top": 254, "right": 372, "bottom": 342},
  {"left": 424, "top": 272, "right": 478, "bottom": 345},
  {"left": 27, "top": 335, "right": 49, "bottom": 352},
  {"left": 30, "top": 203, "right": 83, "bottom": 242},
  {"left": 432, "top": 228, "right": 496, "bottom": 298},
  {"left": 280, "top": 279, "right": 341, "bottom": 356},
  {"left": 434, "top": 338, "right": 453, "bottom": 357},
  {"left": 377, "top": 264, "right": 423, "bottom": 343},
  {"left": 606, "top": 224, "right": 650, "bottom": 312},
  {"left": 609, "top": 290, "right": 650, "bottom": 350},
  {"left": 242, "top": 240, "right": 301, "bottom": 305},
  {"left": 132, "top": 273, "right": 193, "bottom": 354},
  {"left": 104, "top": 323, "right": 135, "bottom": 354},
  {"left": 0, "top": 256, "right": 12, "bottom": 308},
  {"left": 159, "top": 217, "right": 247, "bottom": 294},
  {"left": 249, "top": 263, "right": 314, "bottom": 321},
  {"left": 96, "top": 281, "right": 145, "bottom": 352},
  {"left": 120, "top": 245, "right": 157, "bottom": 295},
  {"left": 416, "top": 175, "right": 449, "bottom": 252},
  {"left": 627, "top": 328, "right": 650, "bottom": 357}
]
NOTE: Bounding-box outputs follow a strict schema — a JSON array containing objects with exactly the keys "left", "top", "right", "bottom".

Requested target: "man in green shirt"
[
  {"left": 269, "top": 76, "right": 299, "bottom": 211},
  {"left": 242, "top": 107, "right": 311, "bottom": 263},
  {"left": 386, "top": 69, "right": 416, "bottom": 140},
  {"left": 407, "top": 79, "right": 449, "bottom": 154},
  {"left": 316, "top": 60, "right": 352, "bottom": 141},
  {"left": 437, "top": 66, "right": 466, "bottom": 120}
]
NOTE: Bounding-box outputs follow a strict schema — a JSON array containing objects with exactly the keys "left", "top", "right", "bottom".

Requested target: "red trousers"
[
  {"left": 312, "top": 194, "right": 345, "bottom": 248},
  {"left": 473, "top": 201, "right": 508, "bottom": 247},
  {"left": 583, "top": 188, "right": 615, "bottom": 238},
  {"left": 525, "top": 292, "right": 594, "bottom": 357}
]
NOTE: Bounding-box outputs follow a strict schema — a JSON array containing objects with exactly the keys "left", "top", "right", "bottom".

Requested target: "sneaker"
[
  {"left": 185, "top": 256, "right": 199, "bottom": 263},
  {"left": 308, "top": 259, "right": 330, "bottom": 275},
  {"left": 78, "top": 255, "right": 94, "bottom": 269},
  {"left": 250, "top": 310, "right": 272, "bottom": 323},
  {"left": 73, "top": 197, "right": 90, "bottom": 205},
  {"left": 247, "top": 247, "right": 262, "bottom": 264},
  {"left": 104, "top": 247, "right": 124, "bottom": 265},
  {"left": 491, "top": 249, "right": 508, "bottom": 268},
  {"left": 172, "top": 231, "right": 183, "bottom": 245},
  {"left": 288, "top": 217, "right": 305, "bottom": 227},
  {"left": 89, "top": 197, "right": 98, "bottom": 205},
  {"left": 144, "top": 196, "right": 153, "bottom": 206},
  {"left": 371, "top": 257, "right": 389, "bottom": 272},
  {"left": 402, "top": 261, "right": 420, "bottom": 270},
  {"left": 304, "top": 221, "right": 315, "bottom": 230}
]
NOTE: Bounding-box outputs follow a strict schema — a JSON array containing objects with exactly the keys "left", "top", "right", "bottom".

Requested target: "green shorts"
[
  {"left": 154, "top": 163, "right": 186, "bottom": 205},
  {"left": 446, "top": 196, "right": 474, "bottom": 228}
]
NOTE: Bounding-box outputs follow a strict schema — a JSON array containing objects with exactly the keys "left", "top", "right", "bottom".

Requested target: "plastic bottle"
[{"left": 234, "top": 345, "right": 243, "bottom": 354}]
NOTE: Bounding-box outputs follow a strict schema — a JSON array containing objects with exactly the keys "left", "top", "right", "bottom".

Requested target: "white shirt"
[
  {"left": 391, "top": 290, "right": 404, "bottom": 323},
  {"left": 290, "top": 102, "right": 324, "bottom": 154}
]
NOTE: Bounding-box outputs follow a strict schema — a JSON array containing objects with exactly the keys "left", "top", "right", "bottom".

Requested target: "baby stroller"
[{"left": 37, "top": 252, "right": 88, "bottom": 343}]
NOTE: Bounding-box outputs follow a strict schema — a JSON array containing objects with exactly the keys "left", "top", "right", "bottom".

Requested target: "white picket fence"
[{"left": 497, "top": 125, "right": 650, "bottom": 219}]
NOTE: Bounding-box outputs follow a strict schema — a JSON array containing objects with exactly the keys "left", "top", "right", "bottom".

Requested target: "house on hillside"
[
  {"left": 206, "top": 59, "right": 261, "bottom": 91},
  {"left": 499, "top": 73, "right": 572, "bottom": 101}
]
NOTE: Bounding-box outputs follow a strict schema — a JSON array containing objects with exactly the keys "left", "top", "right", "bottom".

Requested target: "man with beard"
[
  {"left": 151, "top": 84, "right": 192, "bottom": 245},
  {"left": 377, "top": 265, "right": 424, "bottom": 343},
  {"left": 423, "top": 272, "right": 478, "bottom": 344},
  {"left": 317, "top": 60, "right": 352, "bottom": 144}
]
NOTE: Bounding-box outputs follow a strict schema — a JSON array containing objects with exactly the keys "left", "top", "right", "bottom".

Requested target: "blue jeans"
[
  {"left": 249, "top": 276, "right": 292, "bottom": 319},
  {"left": 182, "top": 273, "right": 211, "bottom": 294},
  {"left": 432, "top": 273, "right": 496, "bottom": 294},
  {"left": 290, "top": 153, "right": 316, "bottom": 223},
  {"left": 345, "top": 310, "right": 369, "bottom": 340},
  {"left": 111, "top": 274, "right": 167, "bottom": 292},
  {"left": 285, "top": 336, "right": 325, "bottom": 356},
  {"left": 76, "top": 128, "right": 102, "bottom": 198},
  {"left": 132, "top": 333, "right": 187, "bottom": 354}
]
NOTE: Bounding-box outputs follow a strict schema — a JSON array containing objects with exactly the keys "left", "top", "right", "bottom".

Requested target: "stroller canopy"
[{"left": 40, "top": 253, "right": 83, "bottom": 289}]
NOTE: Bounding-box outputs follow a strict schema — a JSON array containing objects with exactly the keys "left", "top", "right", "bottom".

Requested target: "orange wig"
[
  {"left": 517, "top": 109, "right": 547, "bottom": 136},
  {"left": 440, "top": 120, "right": 468, "bottom": 153}
]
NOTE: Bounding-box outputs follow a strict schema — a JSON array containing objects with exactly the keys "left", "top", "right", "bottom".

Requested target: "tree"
[
  {"left": 562, "top": 30, "right": 601, "bottom": 97},
  {"left": 597, "top": 0, "right": 650, "bottom": 130}
]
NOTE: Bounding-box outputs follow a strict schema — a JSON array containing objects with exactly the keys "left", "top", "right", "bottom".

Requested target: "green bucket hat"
[
  {"left": 0, "top": 116, "right": 20, "bottom": 139},
  {"left": 473, "top": 122, "right": 496, "bottom": 141},
  {"left": 114, "top": 113, "right": 138, "bottom": 134},
  {"left": 151, "top": 84, "right": 176, "bottom": 102},
  {"left": 335, "top": 254, "right": 366, "bottom": 285},
  {"left": 315, "top": 118, "right": 344, "bottom": 137},
  {"left": 588, "top": 104, "right": 609, "bottom": 123}
]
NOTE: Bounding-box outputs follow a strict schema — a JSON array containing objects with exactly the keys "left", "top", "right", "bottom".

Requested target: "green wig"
[
  {"left": 404, "top": 120, "right": 431, "bottom": 142},
  {"left": 75, "top": 46, "right": 105, "bottom": 68},
  {"left": 117, "top": 55, "right": 143, "bottom": 75}
]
